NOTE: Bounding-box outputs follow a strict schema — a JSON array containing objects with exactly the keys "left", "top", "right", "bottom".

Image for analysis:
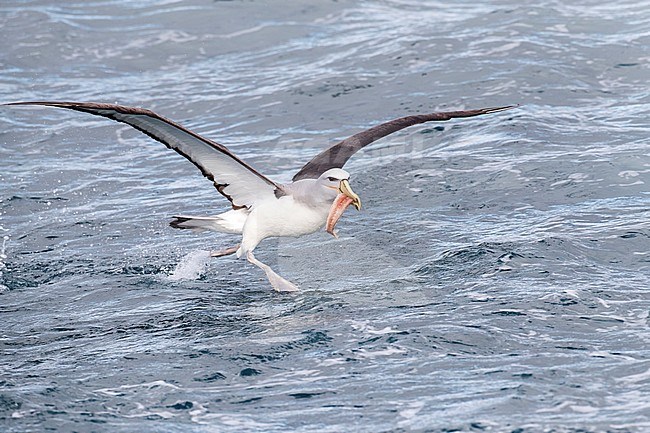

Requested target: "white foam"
[
  {"left": 168, "top": 250, "right": 211, "bottom": 281},
  {"left": 0, "top": 234, "right": 8, "bottom": 293}
]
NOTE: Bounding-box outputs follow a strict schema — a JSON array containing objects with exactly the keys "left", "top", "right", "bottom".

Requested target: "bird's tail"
[{"left": 170, "top": 209, "right": 247, "bottom": 234}]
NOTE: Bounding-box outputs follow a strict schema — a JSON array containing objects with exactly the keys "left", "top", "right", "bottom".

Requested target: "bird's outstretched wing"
[
  {"left": 6, "top": 101, "right": 284, "bottom": 209},
  {"left": 292, "top": 105, "right": 517, "bottom": 181}
]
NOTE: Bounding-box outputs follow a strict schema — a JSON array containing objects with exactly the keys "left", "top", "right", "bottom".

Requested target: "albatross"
[{"left": 5, "top": 101, "right": 515, "bottom": 292}]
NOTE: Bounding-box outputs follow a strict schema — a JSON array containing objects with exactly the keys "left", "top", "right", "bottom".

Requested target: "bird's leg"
[
  {"left": 210, "top": 244, "right": 240, "bottom": 258},
  {"left": 246, "top": 251, "right": 299, "bottom": 292}
]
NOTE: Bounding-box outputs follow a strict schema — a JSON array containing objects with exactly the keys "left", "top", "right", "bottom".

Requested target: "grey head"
[
  {"left": 314, "top": 168, "right": 360, "bottom": 210},
  {"left": 287, "top": 167, "right": 360, "bottom": 210}
]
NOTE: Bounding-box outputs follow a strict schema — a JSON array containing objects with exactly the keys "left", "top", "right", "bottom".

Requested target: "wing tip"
[
  {"left": 4, "top": 101, "right": 172, "bottom": 124},
  {"left": 3, "top": 101, "right": 75, "bottom": 107},
  {"left": 2, "top": 101, "right": 107, "bottom": 113},
  {"left": 481, "top": 104, "right": 520, "bottom": 114}
]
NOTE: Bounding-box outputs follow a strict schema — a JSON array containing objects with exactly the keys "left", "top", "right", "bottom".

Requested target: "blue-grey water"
[{"left": 1, "top": 1, "right": 649, "bottom": 432}]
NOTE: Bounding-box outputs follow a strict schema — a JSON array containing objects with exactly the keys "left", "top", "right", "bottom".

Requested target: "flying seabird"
[{"left": 5, "top": 101, "right": 515, "bottom": 292}]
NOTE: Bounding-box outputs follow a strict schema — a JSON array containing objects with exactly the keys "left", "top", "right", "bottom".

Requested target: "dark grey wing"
[
  {"left": 6, "top": 101, "right": 284, "bottom": 209},
  {"left": 292, "top": 105, "right": 517, "bottom": 181}
]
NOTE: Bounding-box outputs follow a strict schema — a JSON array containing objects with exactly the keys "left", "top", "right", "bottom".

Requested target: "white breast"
[{"left": 238, "top": 195, "right": 329, "bottom": 255}]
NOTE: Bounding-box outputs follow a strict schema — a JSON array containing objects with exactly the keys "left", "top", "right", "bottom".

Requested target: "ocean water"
[{"left": 1, "top": 0, "right": 649, "bottom": 432}]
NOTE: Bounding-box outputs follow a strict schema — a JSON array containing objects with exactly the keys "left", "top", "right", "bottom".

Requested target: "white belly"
[{"left": 238, "top": 196, "right": 328, "bottom": 254}]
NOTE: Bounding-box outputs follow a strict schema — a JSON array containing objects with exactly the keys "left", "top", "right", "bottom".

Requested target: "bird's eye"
[{"left": 327, "top": 176, "right": 337, "bottom": 182}]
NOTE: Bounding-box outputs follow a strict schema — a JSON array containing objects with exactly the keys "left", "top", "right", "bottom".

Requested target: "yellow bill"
[{"left": 326, "top": 179, "right": 361, "bottom": 238}]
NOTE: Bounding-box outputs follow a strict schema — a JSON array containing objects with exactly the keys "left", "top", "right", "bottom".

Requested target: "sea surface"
[{"left": 1, "top": 0, "right": 649, "bottom": 432}]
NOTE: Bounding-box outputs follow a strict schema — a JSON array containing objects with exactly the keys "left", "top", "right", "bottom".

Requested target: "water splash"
[{"left": 168, "top": 250, "right": 211, "bottom": 281}]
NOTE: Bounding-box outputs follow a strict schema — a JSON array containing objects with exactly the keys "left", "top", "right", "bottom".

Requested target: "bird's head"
[
  {"left": 318, "top": 168, "right": 361, "bottom": 211},
  {"left": 318, "top": 168, "right": 361, "bottom": 239}
]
